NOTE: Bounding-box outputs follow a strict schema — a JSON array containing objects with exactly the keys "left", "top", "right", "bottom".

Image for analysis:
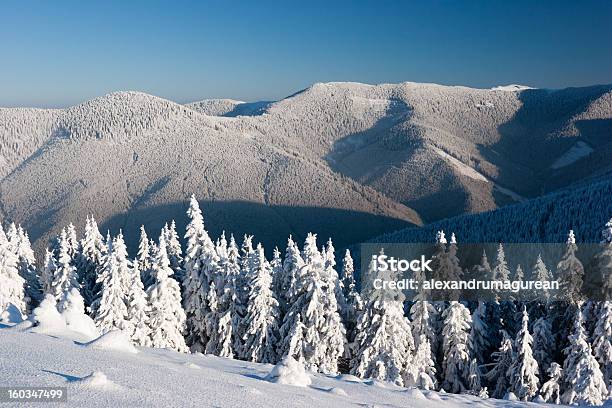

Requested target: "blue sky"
[{"left": 1, "top": 0, "right": 611, "bottom": 107}]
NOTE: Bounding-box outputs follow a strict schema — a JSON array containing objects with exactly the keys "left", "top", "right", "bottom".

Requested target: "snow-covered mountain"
[{"left": 0, "top": 82, "right": 611, "bottom": 254}]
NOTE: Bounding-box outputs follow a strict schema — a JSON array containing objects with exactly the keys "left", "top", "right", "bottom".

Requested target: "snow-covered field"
[{"left": 0, "top": 323, "right": 547, "bottom": 408}]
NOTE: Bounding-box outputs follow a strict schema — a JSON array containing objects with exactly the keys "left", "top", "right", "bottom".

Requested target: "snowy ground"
[{"left": 0, "top": 324, "right": 553, "bottom": 408}]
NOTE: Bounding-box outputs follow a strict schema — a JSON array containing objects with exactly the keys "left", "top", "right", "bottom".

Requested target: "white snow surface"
[
  {"left": 265, "top": 356, "right": 311, "bottom": 387},
  {"left": 84, "top": 330, "right": 138, "bottom": 354},
  {"left": 550, "top": 141, "right": 594, "bottom": 169},
  {"left": 0, "top": 324, "right": 550, "bottom": 408},
  {"left": 490, "top": 84, "right": 535, "bottom": 92}
]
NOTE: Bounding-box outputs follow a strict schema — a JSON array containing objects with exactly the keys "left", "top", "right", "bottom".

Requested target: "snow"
[
  {"left": 491, "top": 84, "right": 535, "bottom": 92},
  {"left": 550, "top": 141, "right": 594, "bottom": 169},
  {"left": 433, "top": 147, "right": 489, "bottom": 183},
  {"left": 84, "top": 330, "right": 138, "bottom": 354},
  {"left": 265, "top": 356, "right": 312, "bottom": 387},
  {"left": 2, "top": 323, "right": 556, "bottom": 407},
  {"left": 0, "top": 303, "right": 24, "bottom": 324}
]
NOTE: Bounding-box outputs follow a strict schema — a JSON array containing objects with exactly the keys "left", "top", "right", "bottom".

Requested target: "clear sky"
[{"left": 1, "top": 0, "right": 611, "bottom": 107}]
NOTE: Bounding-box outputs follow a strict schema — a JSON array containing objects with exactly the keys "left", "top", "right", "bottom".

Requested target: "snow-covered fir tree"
[
  {"left": 485, "top": 330, "right": 514, "bottom": 399},
  {"left": 65, "top": 223, "right": 79, "bottom": 260},
  {"left": 126, "top": 261, "right": 151, "bottom": 346},
  {"left": 40, "top": 248, "right": 57, "bottom": 296},
  {"left": 532, "top": 254, "right": 552, "bottom": 301},
  {"left": 147, "top": 235, "right": 188, "bottom": 352},
  {"left": 532, "top": 314, "right": 554, "bottom": 380},
  {"left": 562, "top": 308, "right": 607, "bottom": 406},
  {"left": 11, "top": 226, "right": 42, "bottom": 311},
  {"left": 405, "top": 333, "right": 437, "bottom": 390},
  {"left": 76, "top": 216, "right": 106, "bottom": 309},
  {"left": 182, "top": 195, "right": 219, "bottom": 352},
  {"left": 278, "top": 234, "right": 347, "bottom": 374},
  {"left": 50, "top": 230, "right": 79, "bottom": 308},
  {"left": 470, "top": 302, "right": 490, "bottom": 368},
  {"left": 556, "top": 230, "right": 584, "bottom": 304},
  {"left": 339, "top": 249, "right": 363, "bottom": 343},
  {"left": 592, "top": 300, "right": 612, "bottom": 391},
  {"left": 163, "top": 220, "right": 184, "bottom": 283},
  {"left": 277, "top": 236, "right": 304, "bottom": 316},
  {"left": 597, "top": 219, "right": 612, "bottom": 299},
  {"left": 0, "top": 224, "right": 26, "bottom": 315},
  {"left": 509, "top": 307, "right": 539, "bottom": 401},
  {"left": 541, "top": 362, "right": 562, "bottom": 404},
  {"left": 93, "top": 235, "right": 129, "bottom": 334},
  {"left": 441, "top": 301, "right": 473, "bottom": 393},
  {"left": 136, "top": 225, "right": 154, "bottom": 289},
  {"left": 241, "top": 244, "right": 280, "bottom": 364}
]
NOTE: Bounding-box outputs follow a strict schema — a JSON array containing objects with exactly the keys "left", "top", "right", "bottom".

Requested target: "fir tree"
[
  {"left": 485, "top": 330, "right": 514, "bottom": 399},
  {"left": 540, "top": 362, "right": 562, "bottom": 404},
  {"left": 0, "top": 224, "right": 26, "bottom": 315},
  {"left": 509, "top": 307, "right": 539, "bottom": 401},
  {"left": 405, "top": 334, "right": 437, "bottom": 390},
  {"left": 50, "top": 230, "right": 79, "bottom": 308},
  {"left": 93, "top": 235, "right": 129, "bottom": 334},
  {"left": 126, "top": 261, "right": 151, "bottom": 346},
  {"left": 182, "top": 195, "right": 218, "bottom": 352},
  {"left": 40, "top": 248, "right": 57, "bottom": 296},
  {"left": 137, "top": 225, "right": 154, "bottom": 289},
  {"left": 147, "top": 235, "right": 188, "bottom": 352},
  {"left": 532, "top": 315, "right": 554, "bottom": 380},
  {"left": 592, "top": 300, "right": 612, "bottom": 391},
  {"left": 562, "top": 309, "right": 607, "bottom": 406},
  {"left": 164, "top": 220, "right": 184, "bottom": 283},
  {"left": 241, "top": 244, "right": 280, "bottom": 364},
  {"left": 76, "top": 216, "right": 106, "bottom": 310},
  {"left": 12, "top": 226, "right": 42, "bottom": 311},
  {"left": 441, "top": 301, "right": 472, "bottom": 393},
  {"left": 556, "top": 230, "right": 584, "bottom": 304}
]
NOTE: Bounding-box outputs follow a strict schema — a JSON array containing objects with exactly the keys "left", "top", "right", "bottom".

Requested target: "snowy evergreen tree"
[
  {"left": 147, "top": 235, "right": 188, "bottom": 352},
  {"left": 76, "top": 216, "right": 106, "bottom": 310},
  {"left": 93, "top": 235, "right": 129, "bottom": 334},
  {"left": 50, "top": 230, "right": 79, "bottom": 308},
  {"left": 493, "top": 243, "right": 511, "bottom": 283},
  {"left": 562, "top": 309, "right": 607, "bottom": 406},
  {"left": 40, "top": 248, "right": 57, "bottom": 296},
  {"left": 241, "top": 244, "right": 280, "bottom": 364},
  {"left": 509, "top": 307, "right": 539, "bottom": 401},
  {"left": 532, "top": 254, "right": 552, "bottom": 302},
  {"left": 441, "top": 301, "right": 472, "bottom": 393},
  {"left": 597, "top": 219, "right": 612, "bottom": 300},
  {"left": 470, "top": 302, "right": 490, "bottom": 368},
  {"left": 11, "top": 226, "right": 42, "bottom": 311},
  {"left": 485, "top": 330, "right": 514, "bottom": 399},
  {"left": 182, "top": 195, "right": 219, "bottom": 352},
  {"left": 126, "top": 261, "right": 151, "bottom": 346},
  {"left": 532, "top": 315, "right": 554, "bottom": 380},
  {"left": 277, "top": 236, "right": 304, "bottom": 316},
  {"left": 232, "top": 234, "right": 254, "bottom": 355},
  {"left": 65, "top": 223, "right": 79, "bottom": 261},
  {"left": 270, "top": 246, "right": 283, "bottom": 306},
  {"left": 593, "top": 300, "right": 612, "bottom": 391},
  {"left": 163, "top": 220, "right": 184, "bottom": 283},
  {"left": 541, "top": 362, "right": 562, "bottom": 404},
  {"left": 405, "top": 334, "right": 437, "bottom": 390},
  {"left": 279, "top": 234, "right": 347, "bottom": 374},
  {"left": 0, "top": 224, "right": 26, "bottom": 315},
  {"left": 339, "top": 249, "right": 363, "bottom": 343},
  {"left": 556, "top": 230, "right": 584, "bottom": 304},
  {"left": 137, "top": 225, "right": 154, "bottom": 289}
]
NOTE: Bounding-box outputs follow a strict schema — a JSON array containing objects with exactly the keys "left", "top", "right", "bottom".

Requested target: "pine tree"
[
  {"left": 485, "top": 330, "right": 514, "bottom": 399},
  {"left": 12, "top": 226, "right": 42, "bottom": 311},
  {"left": 441, "top": 301, "right": 472, "bottom": 393},
  {"left": 556, "top": 230, "right": 584, "bottom": 304},
  {"left": 597, "top": 219, "right": 612, "bottom": 300},
  {"left": 509, "top": 307, "right": 539, "bottom": 401},
  {"left": 40, "top": 248, "right": 57, "bottom": 296},
  {"left": 470, "top": 302, "right": 490, "bottom": 368},
  {"left": 93, "top": 236, "right": 129, "bottom": 334},
  {"left": 126, "top": 261, "right": 151, "bottom": 346},
  {"left": 137, "top": 225, "right": 154, "bottom": 289},
  {"left": 241, "top": 244, "right": 280, "bottom": 364},
  {"left": 278, "top": 236, "right": 304, "bottom": 316},
  {"left": 50, "top": 230, "right": 79, "bottom": 308},
  {"left": 562, "top": 309, "right": 607, "bottom": 406},
  {"left": 164, "top": 220, "right": 184, "bottom": 283},
  {"left": 532, "top": 315, "right": 554, "bottom": 380},
  {"left": 147, "top": 235, "right": 188, "bottom": 352},
  {"left": 541, "top": 362, "right": 562, "bottom": 404},
  {"left": 279, "top": 234, "right": 348, "bottom": 374},
  {"left": 592, "top": 300, "right": 612, "bottom": 391},
  {"left": 532, "top": 254, "right": 552, "bottom": 302},
  {"left": 0, "top": 224, "right": 26, "bottom": 315},
  {"left": 182, "top": 195, "right": 218, "bottom": 352},
  {"left": 405, "top": 334, "right": 437, "bottom": 390},
  {"left": 65, "top": 223, "right": 79, "bottom": 261}
]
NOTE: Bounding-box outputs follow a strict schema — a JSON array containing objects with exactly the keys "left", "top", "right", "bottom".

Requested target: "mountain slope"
[
  {"left": 0, "top": 91, "right": 420, "bottom": 254},
  {"left": 0, "top": 82, "right": 610, "bottom": 255}
]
